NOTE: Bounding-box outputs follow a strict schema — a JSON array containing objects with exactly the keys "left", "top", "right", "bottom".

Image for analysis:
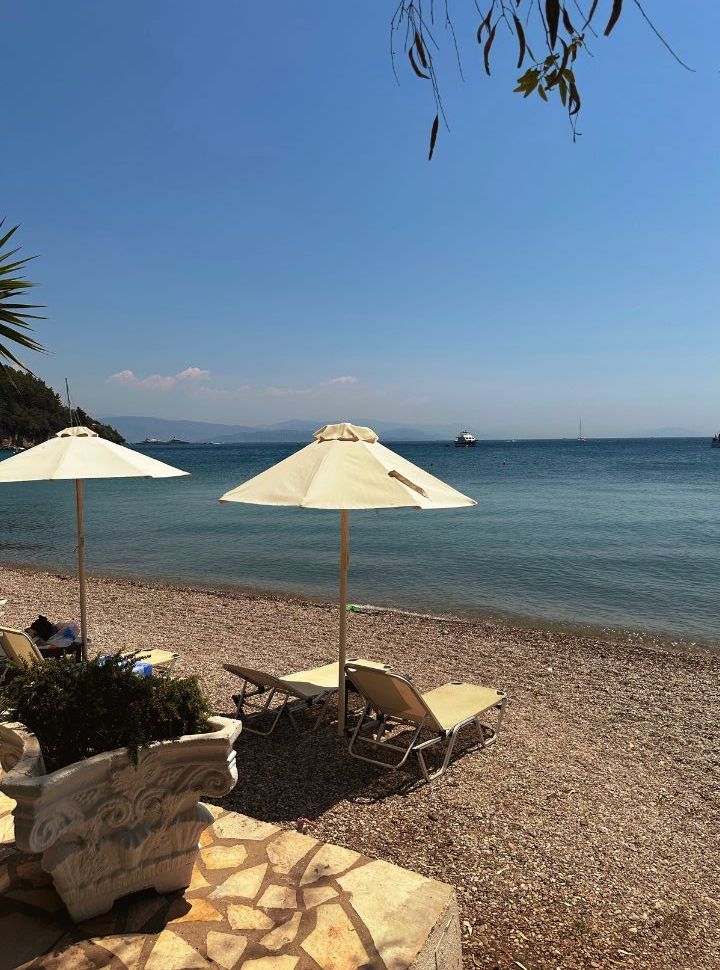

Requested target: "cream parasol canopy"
[
  {"left": 219, "top": 422, "right": 476, "bottom": 733},
  {"left": 0, "top": 426, "right": 189, "bottom": 657}
]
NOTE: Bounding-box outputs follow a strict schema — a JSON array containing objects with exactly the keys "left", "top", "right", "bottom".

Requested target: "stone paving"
[{"left": 0, "top": 790, "right": 461, "bottom": 970}]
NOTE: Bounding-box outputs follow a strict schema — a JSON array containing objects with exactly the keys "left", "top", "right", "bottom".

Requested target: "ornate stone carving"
[
  {"left": 0, "top": 720, "right": 44, "bottom": 774},
  {"left": 0, "top": 716, "right": 241, "bottom": 922}
]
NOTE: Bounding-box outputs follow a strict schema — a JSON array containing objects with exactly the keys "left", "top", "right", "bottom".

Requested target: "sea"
[{"left": 0, "top": 438, "right": 718, "bottom": 644}]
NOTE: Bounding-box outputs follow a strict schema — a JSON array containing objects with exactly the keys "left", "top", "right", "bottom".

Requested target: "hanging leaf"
[
  {"left": 546, "top": 0, "right": 560, "bottom": 49},
  {"left": 428, "top": 114, "right": 439, "bottom": 161},
  {"left": 562, "top": 8, "right": 575, "bottom": 35},
  {"left": 582, "top": 0, "right": 600, "bottom": 29},
  {"left": 604, "top": 0, "right": 623, "bottom": 36},
  {"left": 558, "top": 75, "right": 568, "bottom": 105},
  {"left": 514, "top": 68, "right": 540, "bottom": 97},
  {"left": 408, "top": 47, "right": 430, "bottom": 80},
  {"left": 558, "top": 39, "right": 571, "bottom": 75},
  {"left": 476, "top": 8, "right": 494, "bottom": 44},
  {"left": 568, "top": 79, "right": 581, "bottom": 115},
  {"left": 414, "top": 30, "right": 428, "bottom": 68},
  {"left": 483, "top": 24, "right": 497, "bottom": 75},
  {"left": 513, "top": 15, "right": 526, "bottom": 68}
]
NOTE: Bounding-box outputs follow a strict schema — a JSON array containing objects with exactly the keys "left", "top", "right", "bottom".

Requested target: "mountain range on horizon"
[
  {"left": 102, "top": 415, "right": 456, "bottom": 444},
  {"left": 102, "top": 415, "right": 709, "bottom": 444}
]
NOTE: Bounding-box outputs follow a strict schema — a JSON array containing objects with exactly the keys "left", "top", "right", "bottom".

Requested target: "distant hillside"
[
  {"left": 101, "top": 416, "right": 252, "bottom": 444},
  {"left": 104, "top": 415, "right": 448, "bottom": 443},
  {"left": 0, "top": 369, "right": 125, "bottom": 447}
]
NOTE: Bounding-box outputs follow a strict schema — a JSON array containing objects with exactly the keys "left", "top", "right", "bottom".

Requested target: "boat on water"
[
  {"left": 141, "top": 436, "right": 189, "bottom": 445},
  {"left": 577, "top": 418, "right": 586, "bottom": 443},
  {"left": 712, "top": 433, "right": 720, "bottom": 448},
  {"left": 454, "top": 431, "right": 477, "bottom": 448}
]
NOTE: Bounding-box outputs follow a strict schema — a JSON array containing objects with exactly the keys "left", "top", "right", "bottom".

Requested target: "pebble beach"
[{"left": 1, "top": 563, "right": 718, "bottom": 970}]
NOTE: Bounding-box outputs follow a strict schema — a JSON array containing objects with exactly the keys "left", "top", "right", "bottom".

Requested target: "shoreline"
[
  {"left": 0, "top": 558, "right": 716, "bottom": 658},
  {"left": 1, "top": 562, "right": 718, "bottom": 968}
]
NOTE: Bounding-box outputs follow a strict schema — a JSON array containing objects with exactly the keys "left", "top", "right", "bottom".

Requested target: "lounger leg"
[
  {"left": 417, "top": 727, "right": 460, "bottom": 783},
  {"left": 348, "top": 701, "right": 371, "bottom": 753},
  {"left": 232, "top": 680, "right": 252, "bottom": 717},
  {"left": 424, "top": 701, "right": 506, "bottom": 782},
  {"left": 153, "top": 656, "right": 178, "bottom": 678},
  {"left": 286, "top": 705, "right": 303, "bottom": 734},
  {"left": 416, "top": 750, "right": 428, "bottom": 781},
  {"left": 348, "top": 708, "right": 426, "bottom": 771},
  {"left": 281, "top": 690, "right": 337, "bottom": 736},
  {"left": 475, "top": 716, "right": 488, "bottom": 747},
  {"left": 495, "top": 696, "right": 507, "bottom": 740},
  {"left": 287, "top": 698, "right": 314, "bottom": 734},
  {"left": 475, "top": 697, "right": 507, "bottom": 748},
  {"left": 311, "top": 691, "right": 334, "bottom": 731},
  {"left": 239, "top": 692, "right": 290, "bottom": 736}
]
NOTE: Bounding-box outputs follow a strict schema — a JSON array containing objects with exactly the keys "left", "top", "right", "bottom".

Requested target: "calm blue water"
[{"left": 0, "top": 438, "right": 719, "bottom": 642}]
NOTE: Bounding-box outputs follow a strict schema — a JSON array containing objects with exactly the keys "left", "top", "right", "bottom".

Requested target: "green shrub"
[{"left": 0, "top": 653, "right": 212, "bottom": 772}]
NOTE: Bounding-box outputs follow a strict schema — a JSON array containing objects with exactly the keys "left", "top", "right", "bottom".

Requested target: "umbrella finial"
[
  {"left": 313, "top": 422, "right": 378, "bottom": 444},
  {"left": 56, "top": 426, "right": 99, "bottom": 438}
]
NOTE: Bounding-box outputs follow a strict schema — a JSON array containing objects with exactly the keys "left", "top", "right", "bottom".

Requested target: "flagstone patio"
[{"left": 0, "top": 790, "right": 461, "bottom": 970}]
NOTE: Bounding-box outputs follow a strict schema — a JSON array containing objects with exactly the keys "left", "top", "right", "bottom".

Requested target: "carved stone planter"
[{"left": 0, "top": 716, "right": 241, "bottom": 922}]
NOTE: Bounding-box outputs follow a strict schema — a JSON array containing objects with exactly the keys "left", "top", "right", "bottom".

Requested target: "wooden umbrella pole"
[
  {"left": 337, "top": 509, "right": 350, "bottom": 735},
  {"left": 75, "top": 479, "right": 88, "bottom": 661}
]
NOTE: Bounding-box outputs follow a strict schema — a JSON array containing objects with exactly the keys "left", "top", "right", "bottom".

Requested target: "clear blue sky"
[{"left": 3, "top": 1, "right": 718, "bottom": 437}]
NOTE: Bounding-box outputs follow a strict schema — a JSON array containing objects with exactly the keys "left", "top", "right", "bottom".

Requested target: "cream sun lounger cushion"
[
  {"left": 223, "top": 658, "right": 388, "bottom": 736},
  {"left": 345, "top": 660, "right": 507, "bottom": 783}
]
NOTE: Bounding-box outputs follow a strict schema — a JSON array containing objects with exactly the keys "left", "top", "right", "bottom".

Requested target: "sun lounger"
[
  {"left": 344, "top": 660, "right": 507, "bottom": 782},
  {"left": 223, "top": 659, "right": 388, "bottom": 735},
  {"left": 0, "top": 627, "right": 177, "bottom": 675},
  {"left": 130, "top": 649, "right": 178, "bottom": 676},
  {"left": 99, "top": 648, "right": 179, "bottom": 676},
  {"left": 0, "top": 627, "right": 44, "bottom": 665}
]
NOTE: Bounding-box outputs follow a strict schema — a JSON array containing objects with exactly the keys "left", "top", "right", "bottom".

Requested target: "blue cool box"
[
  {"left": 98, "top": 656, "right": 153, "bottom": 678},
  {"left": 131, "top": 662, "right": 153, "bottom": 678}
]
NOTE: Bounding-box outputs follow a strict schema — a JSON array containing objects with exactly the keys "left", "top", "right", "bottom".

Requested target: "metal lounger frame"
[
  {"left": 158, "top": 656, "right": 178, "bottom": 677},
  {"left": 231, "top": 675, "right": 336, "bottom": 736},
  {"left": 347, "top": 679, "right": 507, "bottom": 782}
]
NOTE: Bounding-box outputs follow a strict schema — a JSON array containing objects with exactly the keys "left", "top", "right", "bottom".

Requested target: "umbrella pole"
[
  {"left": 337, "top": 509, "right": 350, "bottom": 735},
  {"left": 75, "top": 478, "right": 88, "bottom": 661}
]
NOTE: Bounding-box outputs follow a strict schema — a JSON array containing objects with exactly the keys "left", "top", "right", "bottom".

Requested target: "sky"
[{"left": 3, "top": 1, "right": 719, "bottom": 438}]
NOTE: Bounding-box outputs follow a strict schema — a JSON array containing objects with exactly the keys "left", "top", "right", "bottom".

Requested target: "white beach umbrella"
[
  {"left": 0, "top": 426, "right": 189, "bottom": 657},
  {"left": 219, "top": 422, "right": 476, "bottom": 734}
]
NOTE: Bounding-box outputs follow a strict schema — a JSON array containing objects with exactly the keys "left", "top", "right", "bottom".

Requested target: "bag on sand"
[{"left": 28, "top": 615, "right": 55, "bottom": 642}]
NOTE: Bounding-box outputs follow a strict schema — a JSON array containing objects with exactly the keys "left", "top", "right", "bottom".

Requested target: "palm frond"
[{"left": 0, "top": 220, "right": 46, "bottom": 371}]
